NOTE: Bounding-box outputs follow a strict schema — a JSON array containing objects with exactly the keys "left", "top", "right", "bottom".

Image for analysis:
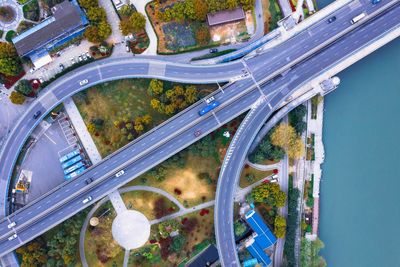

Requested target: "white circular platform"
[{"left": 111, "top": 210, "right": 150, "bottom": 250}]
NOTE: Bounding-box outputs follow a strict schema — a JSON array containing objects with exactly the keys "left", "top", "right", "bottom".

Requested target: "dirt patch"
[{"left": 262, "top": 0, "right": 272, "bottom": 34}]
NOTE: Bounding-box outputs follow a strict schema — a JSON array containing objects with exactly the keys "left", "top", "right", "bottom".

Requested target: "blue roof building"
[{"left": 243, "top": 209, "right": 277, "bottom": 266}]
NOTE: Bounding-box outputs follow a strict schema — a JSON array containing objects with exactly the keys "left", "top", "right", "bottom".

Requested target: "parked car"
[
  {"left": 38, "top": 77, "right": 44, "bottom": 83},
  {"left": 79, "top": 79, "right": 88, "bottom": 86},
  {"left": 33, "top": 111, "right": 42, "bottom": 119},
  {"left": 126, "top": 44, "right": 130, "bottom": 52},
  {"left": 78, "top": 55, "right": 83, "bottom": 62},
  {"left": 115, "top": 170, "right": 125, "bottom": 177},
  {"left": 85, "top": 51, "right": 91, "bottom": 58},
  {"left": 82, "top": 196, "right": 93, "bottom": 204},
  {"left": 29, "top": 67, "right": 35, "bottom": 73},
  {"left": 70, "top": 57, "right": 76, "bottom": 64},
  {"left": 7, "top": 222, "right": 16, "bottom": 229},
  {"left": 59, "top": 63, "right": 65, "bottom": 71},
  {"left": 209, "top": 48, "right": 218, "bottom": 53},
  {"left": 327, "top": 16, "right": 336, "bottom": 23},
  {"left": 82, "top": 53, "right": 87, "bottom": 60}
]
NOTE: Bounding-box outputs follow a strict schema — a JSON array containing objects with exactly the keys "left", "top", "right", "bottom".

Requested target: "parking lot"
[
  {"left": 19, "top": 115, "right": 77, "bottom": 202},
  {"left": 24, "top": 40, "right": 94, "bottom": 82}
]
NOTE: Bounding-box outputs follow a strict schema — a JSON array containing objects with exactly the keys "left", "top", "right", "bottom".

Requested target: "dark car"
[
  {"left": 33, "top": 111, "right": 41, "bottom": 119},
  {"left": 85, "top": 177, "right": 94, "bottom": 185},
  {"left": 327, "top": 16, "right": 336, "bottom": 23},
  {"left": 194, "top": 130, "right": 201, "bottom": 137},
  {"left": 209, "top": 48, "right": 218, "bottom": 53}
]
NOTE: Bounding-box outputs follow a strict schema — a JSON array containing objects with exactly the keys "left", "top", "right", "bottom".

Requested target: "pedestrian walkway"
[
  {"left": 63, "top": 97, "right": 102, "bottom": 164},
  {"left": 108, "top": 190, "right": 127, "bottom": 214},
  {"left": 129, "top": 0, "right": 158, "bottom": 55},
  {"left": 98, "top": 0, "right": 124, "bottom": 44},
  {"left": 58, "top": 113, "right": 78, "bottom": 145}
]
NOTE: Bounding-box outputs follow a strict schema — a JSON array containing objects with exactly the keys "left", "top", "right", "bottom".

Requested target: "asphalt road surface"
[{"left": 0, "top": 0, "right": 398, "bottom": 256}]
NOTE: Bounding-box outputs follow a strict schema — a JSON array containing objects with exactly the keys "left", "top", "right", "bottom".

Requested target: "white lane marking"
[{"left": 44, "top": 133, "right": 56, "bottom": 144}]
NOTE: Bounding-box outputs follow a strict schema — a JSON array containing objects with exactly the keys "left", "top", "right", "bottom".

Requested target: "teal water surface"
[
  {"left": 320, "top": 37, "right": 400, "bottom": 266},
  {"left": 316, "top": 0, "right": 334, "bottom": 9}
]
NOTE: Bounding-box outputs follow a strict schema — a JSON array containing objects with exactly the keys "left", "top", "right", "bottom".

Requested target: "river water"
[{"left": 319, "top": 31, "right": 400, "bottom": 266}]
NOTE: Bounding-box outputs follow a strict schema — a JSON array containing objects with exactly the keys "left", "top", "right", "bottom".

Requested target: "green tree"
[
  {"left": 9, "top": 91, "right": 25, "bottom": 105},
  {"left": 119, "top": 4, "right": 134, "bottom": 17},
  {"left": 0, "top": 57, "right": 22, "bottom": 76},
  {"left": 271, "top": 123, "right": 304, "bottom": 159},
  {"left": 184, "top": 85, "right": 197, "bottom": 104},
  {"left": 245, "top": 173, "right": 255, "bottom": 183},
  {"left": 274, "top": 215, "right": 286, "bottom": 238},
  {"left": 194, "top": 0, "right": 209, "bottom": 21},
  {"left": 158, "top": 219, "right": 180, "bottom": 238},
  {"left": 226, "top": 0, "right": 239, "bottom": 9},
  {"left": 119, "top": 18, "right": 132, "bottom": 36},
  {"left": 148, "top": 79, "right": 163, "bottom": 96},
  {"left": 171, "top": 235, "right": 186, "bottom": 252},
  {"left": 195, "top": 25, "right": 210, "bottom": 45},
  {"left": 251, "top": 182, "right": 286, "bottom": 208},
  {"left": 15, "top": 79, "right": 33, "bottom": 96},
  {"left": 234, "top": 221, "right": 247, "bottom": 236},
  {"left": 78, "top": 0, "right": 98, "bottom": 9},
  {"left": 129, "top": 11, "right": 146, "bottom": 32},
  {"left": 84, "top": 25, "right": 102, "bottom": 43},
  {"left": 97, "top": 21, "right": 111, "bottom": 40},
  {"left": 87, "top": 7, "right": 107, "bottom": 23},
  {"left": 239, "top": 0, "right": 255, "bottom": 10}
]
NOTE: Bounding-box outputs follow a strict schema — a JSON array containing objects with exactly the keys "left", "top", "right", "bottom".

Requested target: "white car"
[
  {"left": 82, "top": 196, "right": 93, "bottom": 204},
  {"left": 7, "top": 222, "right": 16, "bottom": 229},
  {"left": 8, "top": 234, "right": 17, "bottom": 241},
  {"left": 85, "top": 51, "right": 91, "bottom": 58},
  {"left": 79, "top": 79, "right": 88, "bottom": 86},
  {"left": 205, "top": 96, "right": 215, "bottom": 104},
  {"left": 78, "top": 55, "right": 83, "bottom": 62},
  {"left": 115, "top": 170, "right": 125, "bottom": 177}
]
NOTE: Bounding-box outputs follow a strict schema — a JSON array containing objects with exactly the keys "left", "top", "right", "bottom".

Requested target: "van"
[
  {"left": 82, "top": 196, "right": 93, "bottom": 204},
  {"left": 7, "top": 222, "right": 16, "bottom": 229},
  {"left": 351, "top": 13, "right": 366, "bottom": 24},
  {"left": 8, "top": 234, "right": 17, "bottom": 241}
]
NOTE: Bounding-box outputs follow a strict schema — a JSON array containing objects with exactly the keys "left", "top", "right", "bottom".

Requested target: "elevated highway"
[
  {"left": 0, "top": 0, "right": 398, "bottom": 257},
  {"left": 215, "top": 1, "right": 400, "bottom": 266}
]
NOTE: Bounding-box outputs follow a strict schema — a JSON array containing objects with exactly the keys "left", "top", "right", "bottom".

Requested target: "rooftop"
[
  {"left": 207, "top": 7, "right": 245, "bottom": 26},
  {"left": 12, "top": 0, "right": 87, "bottom": 57}
]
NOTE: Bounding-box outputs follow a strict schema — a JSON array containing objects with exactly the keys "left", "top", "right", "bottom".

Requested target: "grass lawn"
[
  {"left": 129, "top": 207, "right": 215, "bottom": 266},
  {"left": 73, "top": 79, "right": 217, "bottom": 157},
  {"left": 85, "top": 190, "right": 180, "bottom": 266},
  {"left": 121, "top": 190, "right": 180, "bottom": 220},
  {"left": 239, "top": 165, "right": 274, "bottom": 188},
  {"left": 128, "top": 154, "right": 220, "bottom": 207}
]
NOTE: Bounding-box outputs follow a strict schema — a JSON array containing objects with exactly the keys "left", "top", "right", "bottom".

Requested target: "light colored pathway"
[
  {"left": 98, "top": 0, "right": 124, "bottom": 44},
  {"left": 245, "top": 159, "right": 281, "bottom": 171},
  {"left": 109, "top": 190, "right": 127, "bottom": 214},
  {"left": 130, "top": 0, "right": 157, "bottom": 55},
  {"left": 63, "top": 97, "right": 102, "bottom": 164},
  {"left": 123, "top": 249, "right": 130, "bottom": 267}
]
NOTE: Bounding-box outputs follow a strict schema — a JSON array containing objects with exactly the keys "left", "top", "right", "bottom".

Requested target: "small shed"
[{"left": 207, "top": 7, "right": 245, "bottom": 27}]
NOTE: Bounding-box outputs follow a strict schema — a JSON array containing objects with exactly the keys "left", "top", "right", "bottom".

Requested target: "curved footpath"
[{"left": 215, "top": 2, "right": 400, "bottom": 265}]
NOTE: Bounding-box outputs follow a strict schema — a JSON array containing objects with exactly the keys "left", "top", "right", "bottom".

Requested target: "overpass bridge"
[
  {"left": 215, "top": 1, "right": 400, "bottom": 266},
  {"left": 0, "top": 0, "right": 398, "bottom": 261}
]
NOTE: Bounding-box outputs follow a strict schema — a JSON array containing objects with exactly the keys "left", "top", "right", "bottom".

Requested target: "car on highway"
[
  {"left": 198, "top": 101, "right": 220, "bottom": 116},
  {"left": 327, "top": 16, "right": 336, "bottom": 23},
  {"left": 33, "top": 111, "right": 42, "bottom": 119},
  {"left": 85, "top": 177, "right": 94, "bottom": 185},
  {"left": 7, "top": 222, "right": 16, "bottom": 229},
  {"left": 82, "top": 196, "right": 93, "bottom": 204},
  {"left": 194, "top": 130, "right": 201, "bottom": 137},
  {"left": 205, "top": 96, "right": 215, "bottom": 104},
  {"left": 115, "top": 170, "right": 125, "bottom": 177},
  {"left": 8, "top": 234, "right": 17, "bottom": 241},
  {"left": 209, "top": 48, "right": 218, "bottom": 53},
  {"left": 372, "top": 0, "right": 381, "bottom": 4},
  {"left": 79, "top": 79, "right": 89, "bottom": 86}
]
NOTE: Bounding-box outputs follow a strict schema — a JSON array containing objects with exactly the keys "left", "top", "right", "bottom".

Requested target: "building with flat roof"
[
  {"left": 186, "top": 244, "right": 219, "bottom": 267},
  {"left": 12, "top": 0, "right": 88, "bottom": 68},
  {"left": 207, "top": 7, "right": 245, "bottom": 27},
  {"left": 243, "top": 209, "right": 277, "bottom": 266}
]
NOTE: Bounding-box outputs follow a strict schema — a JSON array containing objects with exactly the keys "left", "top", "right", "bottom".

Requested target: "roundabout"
[{"left": 0, "top": 0, "right": 22, "bottom": 31}]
